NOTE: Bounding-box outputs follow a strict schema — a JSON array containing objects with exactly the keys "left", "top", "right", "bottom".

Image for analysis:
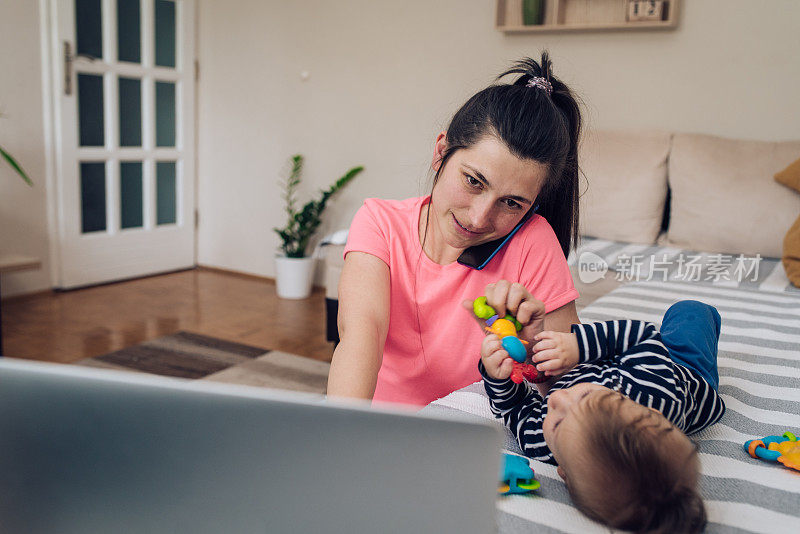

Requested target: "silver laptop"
[{"left": 0, "top": 358, "right": 502, "bottom": 534}]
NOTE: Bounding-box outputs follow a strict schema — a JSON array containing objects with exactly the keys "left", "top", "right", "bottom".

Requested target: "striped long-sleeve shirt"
[{"left": 481, "top": 320, "right": 726, "bottom": 464}]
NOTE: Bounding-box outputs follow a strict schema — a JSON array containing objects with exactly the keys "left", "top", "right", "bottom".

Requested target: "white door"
[{"left": 50, "top": 0, "right": 195, "bottom": 288}]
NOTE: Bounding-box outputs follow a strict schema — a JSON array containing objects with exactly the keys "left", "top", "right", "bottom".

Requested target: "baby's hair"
[
  {"left": 429, "top": 51, "right": 583, "bottom": 258},
  {"left": 566, "top": 391, "right": 707, "bottom": 534}
]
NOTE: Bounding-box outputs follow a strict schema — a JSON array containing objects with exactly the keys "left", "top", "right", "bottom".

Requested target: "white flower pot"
[{"left": 275, "top": 255, "right": 316, "bottom": 299}]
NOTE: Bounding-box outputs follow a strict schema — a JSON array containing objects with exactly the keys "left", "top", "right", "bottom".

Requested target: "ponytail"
[{"left": 498, "top": 53, "right": 583, "bottom": 258}]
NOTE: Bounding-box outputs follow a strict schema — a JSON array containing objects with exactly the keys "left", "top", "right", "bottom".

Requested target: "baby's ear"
[{"left": 557, "top": 465, "right": 568, "bottom": 481}]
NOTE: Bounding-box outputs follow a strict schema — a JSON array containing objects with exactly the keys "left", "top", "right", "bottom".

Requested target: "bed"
[
  {"left": 422, "top": 274, "right": 800, "bottom": 533},
  {"left": 338, "top": 129, "right": 800, "bottom": 531}
]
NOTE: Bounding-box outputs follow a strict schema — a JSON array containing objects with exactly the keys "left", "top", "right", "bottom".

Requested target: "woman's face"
[{"left": 427, "top": 134, "right": 549, "bottom": 257}]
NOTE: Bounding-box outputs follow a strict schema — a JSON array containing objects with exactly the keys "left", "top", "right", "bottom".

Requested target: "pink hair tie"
[{"left": 526, "top": 76, "right": 553, "bottom": 96}]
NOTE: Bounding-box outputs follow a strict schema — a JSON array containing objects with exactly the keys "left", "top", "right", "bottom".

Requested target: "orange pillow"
[
  {"left": 785, "top": 216, "right": 800, "bottom": 287},
  {"left": 776, "top": 157, "right": 800, "bottom": 192},
  {"left": 775, "top": 157, "right": 800, "bottom": 287}
]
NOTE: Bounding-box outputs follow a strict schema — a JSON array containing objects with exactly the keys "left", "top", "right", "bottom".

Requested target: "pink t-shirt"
[{"left": 344, "top": 196, "right": 578, "bottom": 407}]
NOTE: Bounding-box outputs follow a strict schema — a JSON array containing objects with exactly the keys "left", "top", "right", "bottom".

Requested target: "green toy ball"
[
  {"left": 504, "top": 314, "right": 523, "bottom": 331},
  {"left": 473, "top": 296, "right": 496, "bottom": 320}
]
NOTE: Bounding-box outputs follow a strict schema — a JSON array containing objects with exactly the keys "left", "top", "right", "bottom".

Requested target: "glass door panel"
[
  {"left": 155, "top": 81, "right": 175, "bottom": 147},
  {"left": 118, "top": 77, "right": 142, "bottom": 147},
  {"left": 156, "top": 161, "right": 176, "bottom": 225},
  {"left": 75, "top": 0, "right": 102, "bottom": 58},
  {"left": 120, "top": 161, "right": 144, "bottom": 229},
  {"left": 77, "top": 73, "right": 104, "bottom": 147},
  {"left": 80, "top": 162, "right": 107, "bottom": 233},
  {"left": 117, "top": 0, "right": 141, "bottom": 63},
  {"left": 154, "top": 0, "right": 176, "bottom": 67}
]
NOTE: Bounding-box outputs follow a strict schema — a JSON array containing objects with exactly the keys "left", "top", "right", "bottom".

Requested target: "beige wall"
[
  {"left": 0, "top": 0, "right": 50, "bottom": 298},
  {"left": 2, "top": 0, "right": 800, "bottom": 297},
  {"left": 196, "top": 0, "right": 800, "bottom": 281}
]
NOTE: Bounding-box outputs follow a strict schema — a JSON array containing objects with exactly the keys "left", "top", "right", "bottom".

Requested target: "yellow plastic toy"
[
  {"left": 486, "top": 318, "right": 519, "bottom": 338},
  {"left": 744, "top": 431, "right": 800, "bottom": 472},
  {"left": 774, "top": 440, "right": 800, "bottom": 471}
]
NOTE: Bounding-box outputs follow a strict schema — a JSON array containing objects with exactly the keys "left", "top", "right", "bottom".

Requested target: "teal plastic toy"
[{"left": 499, "top": 453, "right": 540, "bottom": 495}]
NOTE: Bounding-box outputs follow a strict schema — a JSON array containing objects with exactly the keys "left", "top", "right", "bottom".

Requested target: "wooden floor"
[
  {"left": 2, "top": 265, "right": 613, "bottom": 365},
  {"left": 1, "top": 268, "right": 335, "bottom": 364}
]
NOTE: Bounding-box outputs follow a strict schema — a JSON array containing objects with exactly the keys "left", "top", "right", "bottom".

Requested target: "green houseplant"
[
  {"left": 1, "top": 112, "right": 32, "bottom": 185},
  {"left": 1, "top": 144, "right": 32, "bottom": 186},
  {"left": 273, "top": 154, "right": 363, "bottom": 298}
]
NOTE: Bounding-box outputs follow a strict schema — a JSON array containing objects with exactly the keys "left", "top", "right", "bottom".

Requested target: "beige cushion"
[
  {"left": 666, "top": 134, "right": 800, "bottom": 258},
  {"left": 579, "top": 130, "right": 671, "bottom": 244},
  {"left": 774, "top": 157, "right": 800, "bottom": 287}
]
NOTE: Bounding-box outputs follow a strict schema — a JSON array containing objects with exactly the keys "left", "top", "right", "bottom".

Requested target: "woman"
[{"left": 327, "top": 53, "right": 583, "bottom": 406}]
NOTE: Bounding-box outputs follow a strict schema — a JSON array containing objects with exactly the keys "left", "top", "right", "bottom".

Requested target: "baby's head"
[{"left": 543, "top": 383, "right": 706, "bottom": 533}]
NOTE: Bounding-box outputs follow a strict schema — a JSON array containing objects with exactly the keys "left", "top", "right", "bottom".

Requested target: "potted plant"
[{"left": 273, "top": 154, "right": 363, "bottom": 299}]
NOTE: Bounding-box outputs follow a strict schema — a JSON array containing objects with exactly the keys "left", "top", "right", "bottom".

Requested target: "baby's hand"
[
  {"left": 481, "top": 334, "right": 514, "bottom": 380},
  {"left": 532, "top": 331, "right": 580, "bottom": 377}
]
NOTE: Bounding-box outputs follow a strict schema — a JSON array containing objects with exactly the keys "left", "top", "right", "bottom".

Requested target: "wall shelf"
[{"left": 496, "top": 0, "right": 680, "bottom": 33}]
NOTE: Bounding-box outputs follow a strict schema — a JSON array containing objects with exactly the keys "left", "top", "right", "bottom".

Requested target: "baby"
[{"left": 480, "top": 300, "right": 725, "bottom": 533}]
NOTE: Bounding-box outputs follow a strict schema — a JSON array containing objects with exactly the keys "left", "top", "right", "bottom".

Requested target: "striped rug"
[{"left": 75, "top": 331, "right": 330, "bottom": 394}]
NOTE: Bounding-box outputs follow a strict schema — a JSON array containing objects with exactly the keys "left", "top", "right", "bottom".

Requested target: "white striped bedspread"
[
  {"left": 568, "top": 237, "right": 799, "bottom": 295},
  {"left": 422, "top": 280, "right": 800, "bottom": 534}
]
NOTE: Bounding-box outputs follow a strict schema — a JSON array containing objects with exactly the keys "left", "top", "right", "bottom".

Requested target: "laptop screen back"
[{"left": 0, "top": 358, "right": 501, "bottom": 534}]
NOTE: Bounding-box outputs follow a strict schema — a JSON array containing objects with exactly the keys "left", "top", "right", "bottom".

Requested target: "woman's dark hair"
[{"left": 432, "top": 52, "right": 582, "bottom": 258}]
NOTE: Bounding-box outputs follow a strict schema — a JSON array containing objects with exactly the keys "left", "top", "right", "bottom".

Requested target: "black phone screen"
[{"left": 456, "top": 207, "right": 536, "bottom": 270}]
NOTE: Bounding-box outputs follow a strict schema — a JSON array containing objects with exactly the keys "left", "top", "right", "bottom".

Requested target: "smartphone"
[{"left": 457, "top": 205, "right": 538, "bottom": 270}]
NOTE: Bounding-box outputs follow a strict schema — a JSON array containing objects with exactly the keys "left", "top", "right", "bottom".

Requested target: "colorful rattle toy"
[
  {"left": 499, "top": 452, "right": 540, "bottom": 495},
  {"left": 473, "top": 297, "right": 544, "bottom": 384},
  {"left": 744, "top": 431, "right": 800, "bottom": 472}
]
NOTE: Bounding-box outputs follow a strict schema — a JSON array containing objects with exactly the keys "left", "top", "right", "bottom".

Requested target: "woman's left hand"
[{"left": 483, "top": 280, "right": 545, "bottom": 341}]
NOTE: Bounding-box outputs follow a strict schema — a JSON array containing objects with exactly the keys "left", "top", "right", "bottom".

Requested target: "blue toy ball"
[{"left": 502, "top": 336, "right": 527, "bottom": 363}]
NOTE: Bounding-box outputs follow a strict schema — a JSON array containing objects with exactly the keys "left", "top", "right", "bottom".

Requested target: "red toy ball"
[{"left": 510, "top": 362, "right": 546, "bottom": 384}]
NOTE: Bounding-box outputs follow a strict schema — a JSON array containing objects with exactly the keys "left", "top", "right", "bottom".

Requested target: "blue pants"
[{"left": 659, "top": 300, "right": 721, "bottom": 390}]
